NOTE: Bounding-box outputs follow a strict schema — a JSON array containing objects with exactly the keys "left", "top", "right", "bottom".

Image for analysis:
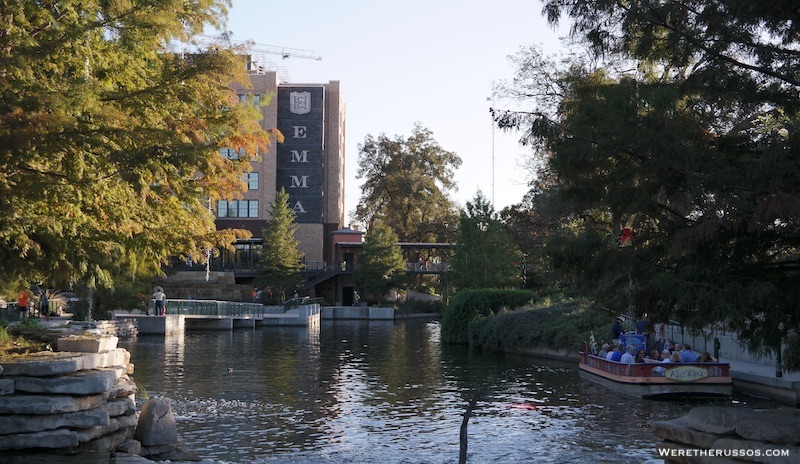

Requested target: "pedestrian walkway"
[
  {"left": 726, "top": 357, "right": 800, "bottom": 380},
  {"left": 725, "top": 356, "right": 800, "bottom": 405}
]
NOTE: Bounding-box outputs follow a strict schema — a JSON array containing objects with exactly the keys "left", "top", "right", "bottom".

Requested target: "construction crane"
[
  {"left": 199, "top": 35, "right": 322, "bottom": 61},
  {"left": 245, "top": 41, "right": 322, "bottom": 61},
  {"left": 196, "top": 35, "right": 321, "bottom": 81}
]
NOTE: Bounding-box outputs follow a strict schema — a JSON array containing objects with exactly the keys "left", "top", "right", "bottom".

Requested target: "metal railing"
[{"left": 157, "top": 299, "right": 280, "bottom": 317}]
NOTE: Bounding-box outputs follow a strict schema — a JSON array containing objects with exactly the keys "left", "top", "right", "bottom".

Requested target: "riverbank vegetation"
[
  {"left": 487, "top": 1, "right": 800, "bottom": 370},
  {"left": 441, "top": 289, "right": 537, "bottom": 344},
  {"left": 467, "top": 296, "right": 611, "bottom": 355},
  {"left": 0, "top": 320, "right": 57, "bottom": 357}
]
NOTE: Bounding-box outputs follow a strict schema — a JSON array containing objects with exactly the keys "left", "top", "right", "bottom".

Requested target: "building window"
[
  {"left": 217, "top": 200, "right": 259, "bottom": 218},
  {"left": 245, "top": 172, "right": 259, "bottom": 190},
  {"left": 220, "top": 147, "right": 244, "bottom": 160},
  {"left": 238, "top": 94, "right": 261, "bottom": 107}
]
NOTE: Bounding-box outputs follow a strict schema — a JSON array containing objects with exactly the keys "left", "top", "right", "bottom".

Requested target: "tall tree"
[
  {"left": 494, "top": 1, "right": 800, "bottom": 368},
  {"left": 0, "top": 1, "right": 273, "bottom": 294},
  {"left": 354, "top": 220, "right": 406, "bottom": 302},
  {"left": 354, "top": 123, "right": 461, "bottom": 243},
  {"left": 255, "top": 188, "right": 304, "bottom": 294},
  {"left": 449, "top": 191, "right": 521, "bottom": 290}
]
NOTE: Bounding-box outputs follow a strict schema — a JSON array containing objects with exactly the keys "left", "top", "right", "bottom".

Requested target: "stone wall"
[
  {"left": 0, "top": 335, "right": 138, "bottom": 453},
  {"left": 70, "top": 319, "right": 139, "bottom": 339},
  {"left": 654, "top": 406, "right": 800, "bottom": 463}
]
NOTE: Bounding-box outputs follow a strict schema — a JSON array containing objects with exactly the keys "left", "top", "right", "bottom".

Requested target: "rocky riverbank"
[
  {"left": 0, "top": 325, "right": 197, "bottom": 461},
  {"left": 654, "top": 406, "right": 800, "bottom": 463}
]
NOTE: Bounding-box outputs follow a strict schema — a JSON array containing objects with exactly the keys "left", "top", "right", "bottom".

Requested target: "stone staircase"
[{"left": 153, "top": 271, "right": 250, "bottom": 302}]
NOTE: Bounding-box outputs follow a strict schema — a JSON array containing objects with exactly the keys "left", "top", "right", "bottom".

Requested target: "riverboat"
[{"left": 579, "top": 350, "right": 732, "bottom": 399}]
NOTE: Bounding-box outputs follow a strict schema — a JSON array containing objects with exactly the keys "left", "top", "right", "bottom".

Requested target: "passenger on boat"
[
  {"left": 607, "top": 344, "right": 623, "bottom": 362},
  {"left": 611, "top": 317, "right": 623, "bottom": 344},
  {"left": 634, "top": 350, "right": 646, "bottom": 363},
  {"left": 620, "top": 346, "right": 636, "bottom": 364},
  {"left": 647, "top": 349, "right": 660, "bottom": 360},
  {"left": 669, "top": 351, "right": 681, "bottom": 363},
  {"left": 680, "top": 344, "right": 698, "bottom": 363},
  {"left": 660, "top": 350, "right": 672, "bottom": 362},
  {"left": 698, "top": 352, "right": 717, "bottom": 363},
  {"left": 598, "top": 343, "right": 610, "bottom": 358},
  {"left": 636, "top": 314, "right": 652, "bottom": 353}
]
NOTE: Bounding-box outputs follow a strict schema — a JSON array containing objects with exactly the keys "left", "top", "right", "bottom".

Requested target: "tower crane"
[
  {"left": 244, "top": 41, "right": 322, "bottom": 61},
  {"left": 197, "top": 35, "right": 321, "bottom": 80}
]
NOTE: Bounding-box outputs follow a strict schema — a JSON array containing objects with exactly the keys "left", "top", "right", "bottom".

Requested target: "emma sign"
[{"left": 665, "top": 365, "right": 709, "bottom": 382}]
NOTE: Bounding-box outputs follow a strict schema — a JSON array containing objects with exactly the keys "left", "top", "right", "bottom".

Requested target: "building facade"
[{"left": 216, "top": 67, "right": 346, "bottom": 276}]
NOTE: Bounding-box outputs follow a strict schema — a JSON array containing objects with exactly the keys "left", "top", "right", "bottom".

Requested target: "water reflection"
[{"left": 121, "top": 320, "right": 774, "bottom": 464}]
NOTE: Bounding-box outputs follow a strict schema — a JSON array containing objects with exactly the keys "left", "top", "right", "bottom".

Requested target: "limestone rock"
[
  {"left": 657, "top": 441, "right": 743, "bottom": 464},
  {"left": 11, "top": 368, "right": 119, "bottom": 395},
  {"left": 0, "top": 429, "right": 79, "bottom": 450},
  {"left": 78, "top": 427, "right": 133, "bottom": 452},
  {"left": 687, "top": 406, "right": 759, "bottom": 435},
  {"left": 734, "top": 408, "right": 800, "bottom": 445},
  {"left": 653, "top": 416, "right": 720, "bottom": 449},
  {"left": 0, "top": 392, "right": 107, "bottom": 415},
  {"left": 0, "top": 408, "right": 109, "bottom": 435},
  {"left": 116, "top": 438, "right": 142, "bottom": 455},
  {"left": 57, "top": 334, "right": 119, "bottom": 353},
  {"left": 714, "top": 437, "right": 800, "bottom": 464},
  {"left": 74, "top": 413, "right": 138, "bottom": 443},
  {"left": 102, "top": 396, "right": 136, "bottom": 417},
  {"left": 0, "top": 348, "right": 130, "bottom": 377},
  {"left": 0, "top": 378, "right": 13, "bottom": 396},
  {"left": 134, "top": 396, "right": 178, "bottom": 446},
  {"left": 107, "top": 374, "right": 138, "bottom": 400}
]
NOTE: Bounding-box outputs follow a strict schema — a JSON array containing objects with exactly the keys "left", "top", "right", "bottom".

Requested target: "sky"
[{"left": 224, "top": 0, "right": 570, "bottom": 223}]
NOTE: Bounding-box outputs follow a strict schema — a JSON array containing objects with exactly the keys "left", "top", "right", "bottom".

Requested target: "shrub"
[
  {"left": 467, "top": 296, "right": 614, "bottom": 354},
  {"left": 441, "top": 289, "right": 536, "bottom": 344}
]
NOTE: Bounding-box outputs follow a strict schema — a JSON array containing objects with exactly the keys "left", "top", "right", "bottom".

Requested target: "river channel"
[{"left": 121, "top": 319, "right": 775, "bottom": 463}]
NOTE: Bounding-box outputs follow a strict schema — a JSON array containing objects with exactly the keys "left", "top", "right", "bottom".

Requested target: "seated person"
[
  {"left": 634, "top": 349, "right": 646, "bottom": 363},
  {"left": 680, "top": 344, "right": 698, "bottom": 363},
  {"left": 698, "top": 351, "right": 717, "bottom": 363},
  {"left": 607, "top": 344, "right": 623, "bottom": 362},
  {"left": 597, "top": 343, "right": 610, "bottom": 358},
  {"left": 670, "top": 351, "right": 681, "bottom": 363},
  {"left": 647, "top": 349, "right": 660, "bottom": 361},
  {"left": 660, "top": 350, "right": 672, "bottom": 363},
  {"left": 620, "top": 346, "right": 636, "bottom": 364}
]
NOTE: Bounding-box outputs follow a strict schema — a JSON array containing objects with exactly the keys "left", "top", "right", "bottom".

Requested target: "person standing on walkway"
[
  {"left": 17, "top": 290, "right": 29, "bottom": 320},
  {"left": 40, "top": 291, "right": 49, "bottom": 320},
  {"left": 152, "top": 287, "right": 166, "bottom": 315}
]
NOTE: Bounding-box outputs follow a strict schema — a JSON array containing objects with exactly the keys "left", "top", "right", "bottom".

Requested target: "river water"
[{"left": 121, "top": 319, "right": 772, "bottom": 464}]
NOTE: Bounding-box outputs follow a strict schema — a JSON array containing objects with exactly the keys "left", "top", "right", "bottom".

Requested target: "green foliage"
[
  {"left": 467, "top": 296, "right": 611, "bottom": 354},
  {"left": 0, "top": 1, "right": 271, "bottom": 293},
  {"left": 354, "top": 123, "right": 461, "bottom": 243},
  {"left": 17, "top": 318, "right": 41, "bottom": 329},
  {"left": 354, "top": 220, "right": 407, "bottom": 302},
  {"left": 255, "top": 188, "right": 304, "bottom": 293},
  {"left": 492, "top": 3, "right": 800, "bottom": 369},
  {"left": 71, "top": 300, "right": 91, "bottom": 322},
  {"left": 449, "top": 191, "right": 521, "bottom": 290},
  {"left": 440, "top": 288, "right": 537, "bottom": 344},
  {"left": 0, "top": 325, "right": 11, "bottom": 342},
  {"left": 94, "top": 278, "right": 152, "bottom": 317}
]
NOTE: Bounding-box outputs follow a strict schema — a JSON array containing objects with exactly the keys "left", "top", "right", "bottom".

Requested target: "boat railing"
[{"left": 581, "top": 351, "right": 731, "bottom": 378}]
